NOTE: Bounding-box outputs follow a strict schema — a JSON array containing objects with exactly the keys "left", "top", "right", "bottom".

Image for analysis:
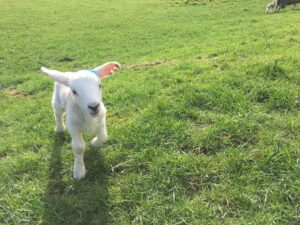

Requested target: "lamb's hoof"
[
  {"left": 55, "top": 130, "right": 64, "bottom": 134},
  {"left": 73, "top": 166, "right": 86, "bottom": 180},
  {"left": 91, "top": 135, "right": 107, "bottom": 147},
  {"left": 90, "top": 137, "right": 100, "bottom": 147},
  {"left": 55, "top": 127, "right": 65, "bottom": 133}
]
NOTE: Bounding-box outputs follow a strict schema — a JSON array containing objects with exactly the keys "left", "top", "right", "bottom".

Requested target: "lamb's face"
[{"left": 69, "top": 71, "right": 102, "bottom": 117}]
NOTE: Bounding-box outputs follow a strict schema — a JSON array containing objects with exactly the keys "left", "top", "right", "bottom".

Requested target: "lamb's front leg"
[
  {"left": 71, "top": 131, "right": 86, "bottom": 180},
  {"left": 91, "top": 118, "right": 108, "bottom": 147}
]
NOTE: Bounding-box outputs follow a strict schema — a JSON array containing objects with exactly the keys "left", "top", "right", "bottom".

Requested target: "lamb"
[
  {"left": 266, "top": 2, "right": 276, "bottom": 13},
  {"left": 275, "top": 0, "right": 300, "bottom": 12},
  {"left": 41, "top": 62, "right": 121, "bottom": 180}
]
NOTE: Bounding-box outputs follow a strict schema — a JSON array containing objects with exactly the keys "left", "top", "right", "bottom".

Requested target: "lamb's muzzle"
[{"left": 88, "top": 102, "right": 100, "bottom": 116}]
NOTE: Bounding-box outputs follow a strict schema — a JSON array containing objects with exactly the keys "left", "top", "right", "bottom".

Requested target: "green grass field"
[{"left": 1, "top": 0, "right": 300, "bottom": 224}]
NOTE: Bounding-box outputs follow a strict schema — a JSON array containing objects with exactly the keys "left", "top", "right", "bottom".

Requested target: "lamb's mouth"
[{"left": 90, "top": 111, "right": 99, "bottom": 117}]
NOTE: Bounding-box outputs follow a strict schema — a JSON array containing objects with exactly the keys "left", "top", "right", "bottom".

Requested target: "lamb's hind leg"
[
  {"left": 54, "top": 107, "right": 65, "bottom": 133},
  {"left": 52, "top": 84, "right": 65, "bottom": 133}
]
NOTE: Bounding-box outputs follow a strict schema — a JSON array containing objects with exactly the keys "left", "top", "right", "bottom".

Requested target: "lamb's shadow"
[{"left": 42, "top": 133, "right": 110, "bottom": 225}]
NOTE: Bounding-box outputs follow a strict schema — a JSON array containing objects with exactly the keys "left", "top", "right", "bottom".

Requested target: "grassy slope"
[{"left": 0, "top": 0, "right": 300, "bottom": 224}]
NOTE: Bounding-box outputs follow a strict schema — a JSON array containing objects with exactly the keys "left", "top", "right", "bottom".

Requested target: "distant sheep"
[
  {"left": 266, "top": 2, "right": 276, "bottom": 13},
  {"left": 275, "top": 0, "right": 300, "bottom": 12},
  {"left": 41, "top": 62, "right": 121, "bottom": 180}
]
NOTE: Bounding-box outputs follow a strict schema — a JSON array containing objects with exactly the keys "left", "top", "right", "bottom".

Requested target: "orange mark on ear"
[{"left": 101, "top": 63, "right": 120, "bottom": 79}]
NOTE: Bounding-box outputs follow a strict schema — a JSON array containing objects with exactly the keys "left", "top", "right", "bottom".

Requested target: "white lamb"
[{"left": 41, "top": 62, "right": 121, "bottom": 180}]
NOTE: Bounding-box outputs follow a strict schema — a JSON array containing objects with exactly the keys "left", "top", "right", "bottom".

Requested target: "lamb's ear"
[
  {"left": 41, "top": 67, "right": 69, "bottom": 86},
  {"left": 92, "top": 62, "right": 121, "bottom": 79}
]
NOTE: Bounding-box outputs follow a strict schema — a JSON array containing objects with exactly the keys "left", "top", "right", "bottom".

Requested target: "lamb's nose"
[{"left": 88, "top": 103, "right": 100, "bottom": 112}]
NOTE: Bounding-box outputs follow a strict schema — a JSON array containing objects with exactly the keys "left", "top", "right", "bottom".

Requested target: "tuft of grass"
[{"left": 191, "top": 114, "right": 259, "bottom": 154}]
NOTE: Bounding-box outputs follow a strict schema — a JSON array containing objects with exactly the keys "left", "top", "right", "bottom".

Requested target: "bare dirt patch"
[
  {"left": 184, "top": 0, "right": 216, "bottom": 5},
  {"left": 3, "top": 88, "right": 30, "bottom": 98},
  {"left": 123, "top": 57, "right": 221, "bottom": 71},
  {"left": 124, "top": 60, "right": 177, "bottom": 69}
]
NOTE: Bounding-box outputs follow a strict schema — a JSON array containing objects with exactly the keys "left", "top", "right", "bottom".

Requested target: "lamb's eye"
[
  {"left": 99, "top": 84, "right": 102, "bottom": 88},
  {"left": 72, "top": 90, "right": 78, "bottom": 95}
]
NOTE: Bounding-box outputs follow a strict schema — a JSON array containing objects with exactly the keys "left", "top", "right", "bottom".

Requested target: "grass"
[{"left": 0, "top": 0, "right": 300, "bottom": 224}]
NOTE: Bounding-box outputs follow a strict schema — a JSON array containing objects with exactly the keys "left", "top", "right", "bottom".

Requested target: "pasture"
[{"left": 0, "top": 0, "right": 300, "bottom": 224}]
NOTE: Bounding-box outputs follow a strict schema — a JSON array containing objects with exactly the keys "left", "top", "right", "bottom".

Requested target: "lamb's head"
[
  {"left": 68, "top": 71, "right": 102, "bottom": 117},
  {"left": 41, "top": 62, "right": 120, "bottom": 117}
]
